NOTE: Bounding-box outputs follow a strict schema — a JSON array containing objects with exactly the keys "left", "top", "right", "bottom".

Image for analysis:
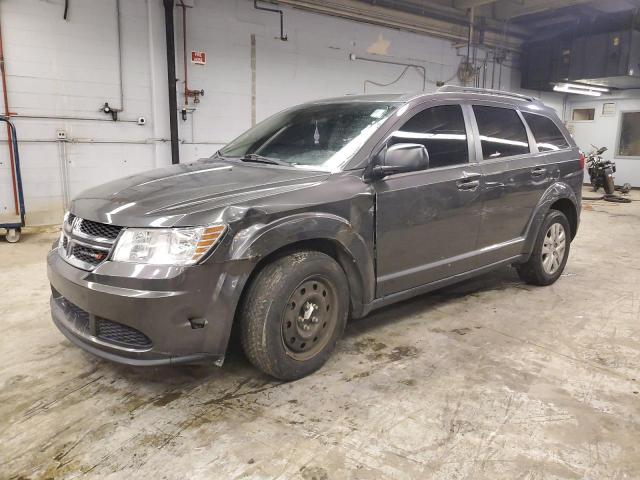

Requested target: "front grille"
[
  {"left": 59, "top": 214, "right": 121, "bottom": 271},
  {"left": 80, "top": 219, "right": 122, "bottom": 240},
  {"left": 55, "top": 296, "right": 152, "bottom": 350},
  {"left": 96, "top": 318, "right": 152, "bottom": 349},
  {"left": 71, "top": 244, "right": 108, "bottom": 266}
]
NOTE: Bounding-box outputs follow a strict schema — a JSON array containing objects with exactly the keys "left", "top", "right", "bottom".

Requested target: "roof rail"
[{"left": 436, "top": 85, "right": 542, "bottom": 104}]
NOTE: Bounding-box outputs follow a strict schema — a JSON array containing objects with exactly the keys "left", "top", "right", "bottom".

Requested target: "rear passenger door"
[
  {"left": 375, "top": 103, "right": 483, "bottom": 296},
  {"left": 472, "top": 104, "right": 549, "bottom": 265}
]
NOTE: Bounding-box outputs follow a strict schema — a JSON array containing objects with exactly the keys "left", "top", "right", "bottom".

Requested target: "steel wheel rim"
[
  {"left": 281, "top": 276, "right": 338, "bottom": 361},
  {"left": 541, "top": 222, "right": 566, "bottom": 275}
]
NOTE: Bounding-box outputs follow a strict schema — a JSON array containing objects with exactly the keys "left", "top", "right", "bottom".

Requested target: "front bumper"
[{"left": 47, "top": 249, "right": 252, "bottom": 366}]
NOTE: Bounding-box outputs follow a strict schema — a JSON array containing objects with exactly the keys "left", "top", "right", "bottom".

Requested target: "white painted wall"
[
  {"left": 565, "top": 92, "right": 640, "bottom": 187},
  {"left": 0, "top": 0, "right": 559, "bottom": 226}
]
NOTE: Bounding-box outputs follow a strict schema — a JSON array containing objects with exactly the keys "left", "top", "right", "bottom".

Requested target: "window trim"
[
  {"left": 470, "top": 104, "right": 533, "bottom": 162},
  {"left": 521, "top": 111, "right": 572, "bottom": 154},
  {"left": 366, "top": 101, "right": 476, "bottom": 174},
  {"left": 616, "top": 110, "right": 640, "bottom": 159}
]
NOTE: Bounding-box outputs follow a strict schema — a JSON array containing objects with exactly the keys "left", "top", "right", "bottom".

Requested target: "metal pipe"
[
  {"left": 58, "top": 139, "right": 70, "bottom": 208},
  {"left": 0, "top": 12, "right": 19, "bottom": 216},
  {"left": 163, "top": 0, "right": 180, "bottom": 164},
  {"left": 177, "top": 1, "right": 190, "bottom": 105},
  {"left": 115, "top": 0, "right": 124, "bottom": 112},
  {"left": 466, "top": 7, "right": 473, "bottom": 65},
  {"left": 0, "top": 139, "right": 227, "bottom": 145},
  {"left": 9, "top": 114, "right": 138, "bottom": 123},
  {"left": 254, "top": 0, "right": 288, "bottom": 41}
]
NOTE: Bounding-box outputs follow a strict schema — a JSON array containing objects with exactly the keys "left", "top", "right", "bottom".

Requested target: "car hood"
[{"left": 70, "top": 160, "right": 331, "bottom": 227}]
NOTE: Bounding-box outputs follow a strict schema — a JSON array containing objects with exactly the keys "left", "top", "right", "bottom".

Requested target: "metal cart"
[{"left": 1, "top": 116, "right": 25, "bottom": 243}]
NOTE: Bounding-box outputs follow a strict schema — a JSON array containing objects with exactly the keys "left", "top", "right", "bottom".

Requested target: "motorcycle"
[{"left": 586, "top": 145, "right": 616, "bottom": 194}]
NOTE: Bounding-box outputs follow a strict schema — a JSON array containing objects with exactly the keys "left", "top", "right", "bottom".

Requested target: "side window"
[
  {"left": 522, "top": 112, "right": 570, "bottom": 152},
  {"left": 473, "top": 106, "right": 530, "bottom": 160},
  {"left": 390, "top": 105, "right": 468, "bottom": 169}
]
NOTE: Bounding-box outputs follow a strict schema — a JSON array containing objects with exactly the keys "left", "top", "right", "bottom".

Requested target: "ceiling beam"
[
  {"left": 278, "top": 0, "right": 525, "bottom": 49},
  {"left": 364, "top": 0, "right": 530, "bottom": 36},
  {"left": 495, "top": 0, "right": 597, "bottom": 20},
  {"left": 526, "top": 14, "right": 578, "bottom": 29},
  {"left": 453, "top": 0, "right": 500, "bottom": 10}
]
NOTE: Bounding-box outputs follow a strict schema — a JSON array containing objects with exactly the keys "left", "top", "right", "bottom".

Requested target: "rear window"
[
  {"left": 522, "top": 112, "right": 570, "bottom": 152},
  {"left": 473, "top": 106, "right": 530, "bottom": 160}
]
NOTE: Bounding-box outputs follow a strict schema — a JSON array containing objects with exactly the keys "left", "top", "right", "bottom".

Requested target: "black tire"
[
  {"left": 516, "top": 210, "right": 571, "bottom": 286},
  {"left": 239, "top": 250, "right": 349, "bottom": 380},
  {"left": 604, "top": 173, "right": 615, "bottom": 195}
]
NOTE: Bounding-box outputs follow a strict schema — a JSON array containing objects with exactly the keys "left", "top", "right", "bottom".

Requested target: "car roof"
[{"left": 304, "top": 87, "right": 553, "bottom": 113}]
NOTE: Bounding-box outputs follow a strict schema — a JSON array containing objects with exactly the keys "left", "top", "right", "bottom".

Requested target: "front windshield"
[{"left": 219, "top": 102, "right": 398, "bottom": 172}]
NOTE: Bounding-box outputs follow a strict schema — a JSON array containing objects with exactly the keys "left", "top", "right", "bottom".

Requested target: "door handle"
[
  {"left": 531, "top": 167, "right": 547, "bottom": 177},
  {"left": 457, "top": 179, "right": 480, "bottom": 191}
]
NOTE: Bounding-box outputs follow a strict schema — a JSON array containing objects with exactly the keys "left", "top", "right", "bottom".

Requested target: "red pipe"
[{"left": 0, "top": 15, "right": 19, "bottom": 216}]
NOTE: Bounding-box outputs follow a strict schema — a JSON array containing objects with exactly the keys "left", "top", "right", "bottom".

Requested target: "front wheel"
[
  {"left": 239, "top": 250, "right": 349, "bottom": 380},
  {"left": 516, "top": 210, "right": 571, "bottom": 286}
]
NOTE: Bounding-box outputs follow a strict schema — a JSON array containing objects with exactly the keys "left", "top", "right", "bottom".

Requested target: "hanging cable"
[{"left": 364, "top": 65, "right": 412, "bottom": 92}]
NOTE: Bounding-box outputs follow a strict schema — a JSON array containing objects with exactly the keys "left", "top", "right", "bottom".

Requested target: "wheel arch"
[
  {"left": 549, "top": 197, "right": 578, "bottom": 240},
  {"left": 239, "top": 238, "right": 368, "bottom": 320},
  {"left": 230, "top": 214, "right": 375, "bottom": 320},
  {"left": 523, "top": 182, "right": 579, "bottom": 255}
]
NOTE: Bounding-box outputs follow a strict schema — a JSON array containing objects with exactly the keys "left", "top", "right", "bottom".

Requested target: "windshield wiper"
[{"left": 240, "top": 153, "right": 289, "bottom": 166}]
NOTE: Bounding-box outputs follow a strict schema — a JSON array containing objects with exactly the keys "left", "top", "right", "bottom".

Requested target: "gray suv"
[{"left": 48, "top": 86, "right": 583, "bottom": 380}]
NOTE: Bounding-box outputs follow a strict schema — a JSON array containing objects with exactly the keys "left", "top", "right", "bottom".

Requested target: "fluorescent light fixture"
[
  {"left": 553, "top": 82, "right": 609, "bottom": 96},
  {"left": 560, "top": 83, "right": 609, "bottom": 92}
]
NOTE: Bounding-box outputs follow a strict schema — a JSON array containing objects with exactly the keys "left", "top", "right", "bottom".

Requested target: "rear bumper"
[{"left": 47, "top": 248, "right": 253, "bottom": 366}]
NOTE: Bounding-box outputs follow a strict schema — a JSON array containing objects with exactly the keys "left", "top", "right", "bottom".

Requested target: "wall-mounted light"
[{"left": 553, "top": 83, "right": 609, "bottom": 97}]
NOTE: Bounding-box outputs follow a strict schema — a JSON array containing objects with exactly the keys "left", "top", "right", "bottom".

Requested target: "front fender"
[
  {"left": 523, "top": 182, "right": 579, "bottom": 255},
  {"left": 229, "top": 213, "right": 375, "bottom": 317}
]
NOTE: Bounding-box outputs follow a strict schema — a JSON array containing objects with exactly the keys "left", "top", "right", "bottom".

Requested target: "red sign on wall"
[{"left": 191, "top": 51, "right": 206, "bottom": 65}]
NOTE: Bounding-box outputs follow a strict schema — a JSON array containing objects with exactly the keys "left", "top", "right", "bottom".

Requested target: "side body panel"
[
  {"left": 374, "top": 163, "right": 483, "bottom": 296},
  {"left": 371, "top": 101, "right": 483, "bottom": 296},
  {"left": 470, "top": 101, "right": 582, "bottom": 265}
]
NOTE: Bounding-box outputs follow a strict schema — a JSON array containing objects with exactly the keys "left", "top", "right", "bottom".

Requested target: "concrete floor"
[{"left": 1, "top": 188, "right": 639, "bottom": 480}]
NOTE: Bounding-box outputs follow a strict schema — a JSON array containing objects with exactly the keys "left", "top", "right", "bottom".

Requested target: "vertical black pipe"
[{"left": 163, "top": 0, "right": 180, "bottom": 165}]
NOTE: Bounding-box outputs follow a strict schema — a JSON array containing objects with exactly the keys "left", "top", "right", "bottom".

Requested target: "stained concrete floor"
[{"left": 1, "top": 188, "right": 639, "bottom": 480}]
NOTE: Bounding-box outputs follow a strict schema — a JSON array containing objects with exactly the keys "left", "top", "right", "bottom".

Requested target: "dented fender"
[{"left": 228, "top": 212, "right": 376, "bottom": 317}]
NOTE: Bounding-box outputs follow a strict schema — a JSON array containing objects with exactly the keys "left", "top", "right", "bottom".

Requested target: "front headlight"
[{"left": 112, "top": 225, "right": 226, "bottom": 265}]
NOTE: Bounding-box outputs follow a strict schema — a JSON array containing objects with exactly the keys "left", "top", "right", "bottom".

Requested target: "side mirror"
[{"left": 370, "top": 143, "right": 429, "bottom": 180}]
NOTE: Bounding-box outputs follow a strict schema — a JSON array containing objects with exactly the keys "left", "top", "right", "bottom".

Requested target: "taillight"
[{"left": 579, "top": 153, "right": 585, "bottom": 170}]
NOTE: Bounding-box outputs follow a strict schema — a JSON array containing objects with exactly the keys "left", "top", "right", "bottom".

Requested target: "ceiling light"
[
  {"left": 564, "top": 83, "right": 609, "bottom": 93},
  {"left": 553, "top": 84, "right": 603, "bottom": 97}
]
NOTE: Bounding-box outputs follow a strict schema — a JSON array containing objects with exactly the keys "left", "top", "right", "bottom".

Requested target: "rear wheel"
[
  {"left": 604, "top": 172, "right": 615, "bottom": 195},
  {"left": 516, "top": 210, "right": 570, "bottom": 286},
  {"left": 239, "top": 250, "right": 348, "bottom": 380}
]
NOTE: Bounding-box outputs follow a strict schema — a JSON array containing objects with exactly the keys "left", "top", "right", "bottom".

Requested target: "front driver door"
[{"left": 374, "top": 103, "right": 483, "bottom": 297}]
